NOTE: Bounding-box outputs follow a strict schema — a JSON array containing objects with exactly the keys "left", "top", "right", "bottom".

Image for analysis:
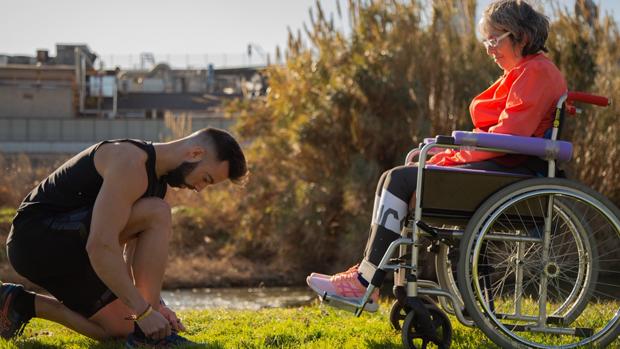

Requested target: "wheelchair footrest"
[
  {"left": 320, "top": 292, "right": 373, "bottom": 316},
  {"left": 320, "top": 293, "right": 360, "bottom": 313}
]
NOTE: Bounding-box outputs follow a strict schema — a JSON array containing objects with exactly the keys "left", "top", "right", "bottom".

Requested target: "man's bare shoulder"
[{"left": 94, "top": 142, "right": 149, "bottom": 180}]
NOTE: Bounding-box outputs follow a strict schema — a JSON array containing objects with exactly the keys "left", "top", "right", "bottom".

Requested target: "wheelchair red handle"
[{"left": 567, "top": 91, "right": 610, "bottom": 106}]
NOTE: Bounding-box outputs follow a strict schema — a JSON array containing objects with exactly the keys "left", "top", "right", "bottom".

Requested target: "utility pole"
[{"left": 247, "top": 43, "right": 269, "bottom": 66}]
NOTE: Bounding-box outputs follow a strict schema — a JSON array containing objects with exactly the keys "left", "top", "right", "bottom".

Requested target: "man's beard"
[{"left": 162, "top": 161, "right": 199, "bottom": 189}]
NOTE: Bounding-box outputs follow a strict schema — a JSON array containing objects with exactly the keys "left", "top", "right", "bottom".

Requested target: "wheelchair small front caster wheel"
[
  {"left": 390, "top": 296, "right": 437, "bottom": 331},
  {"left": 401, "top": 305, "right": 452, "bottom": 349},
  {"left": 389, "top": 300, "right": 409, "bottom": 331},
  {"left": 393, "top": 285, "right": 407, "bottom": 304}
]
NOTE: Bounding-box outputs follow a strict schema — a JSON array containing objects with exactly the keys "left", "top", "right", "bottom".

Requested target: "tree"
[{"left": 226, "top": 0, "right": 495, "bottom": 274}]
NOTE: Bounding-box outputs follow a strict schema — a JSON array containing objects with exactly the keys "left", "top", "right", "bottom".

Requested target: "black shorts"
[{"left": 7, "top": 207, "right": 117, "bottom": 318}]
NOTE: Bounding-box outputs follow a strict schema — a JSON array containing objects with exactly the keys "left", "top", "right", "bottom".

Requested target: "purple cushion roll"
[{"left": 452, "top": 131, "right": 573, "bottom": 162}]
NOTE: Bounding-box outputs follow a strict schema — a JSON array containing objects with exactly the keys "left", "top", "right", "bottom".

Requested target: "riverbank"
[{"left": 0, "top": 254, "right": 301, "bottom": 292}]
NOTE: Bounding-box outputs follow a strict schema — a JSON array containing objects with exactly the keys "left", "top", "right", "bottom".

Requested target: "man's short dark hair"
[{"left": 198, "top": 128, "right": 248, "bottom": 185}]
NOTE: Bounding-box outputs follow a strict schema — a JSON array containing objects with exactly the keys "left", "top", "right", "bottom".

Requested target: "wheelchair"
[{"left": 321, "top": 92, "right": 620, "bottom": 348}]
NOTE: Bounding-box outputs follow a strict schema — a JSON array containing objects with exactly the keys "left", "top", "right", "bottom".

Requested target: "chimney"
[{"left": 36, "top": 49, "right": 49, "bottom": 64}]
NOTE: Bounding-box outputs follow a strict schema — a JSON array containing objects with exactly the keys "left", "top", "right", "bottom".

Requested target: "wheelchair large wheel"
[
  {"left": 548, "top": 199, "right": 599, "bottom": 324},
  {"left": 457, "top": 178, "right": 620, "bottom": 348},
  {"left": 442, "top": 201, "right": 598, "bottom": 322}
]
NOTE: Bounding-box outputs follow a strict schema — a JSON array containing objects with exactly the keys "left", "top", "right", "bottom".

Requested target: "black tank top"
[{"left": 16, "top": 139, "right": 167, "bottom": 215}]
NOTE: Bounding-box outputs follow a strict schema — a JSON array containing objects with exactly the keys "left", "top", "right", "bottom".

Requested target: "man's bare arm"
[{"left": 86, "top": 145, "right": 149, "bottom": 314}]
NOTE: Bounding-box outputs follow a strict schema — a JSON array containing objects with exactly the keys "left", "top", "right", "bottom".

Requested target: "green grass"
[
  {"left": 0, "top": 207, "right": 16, "bottom": 225},
  {"left": 0, "top": 301, "right": 618, "bottom": 348}
]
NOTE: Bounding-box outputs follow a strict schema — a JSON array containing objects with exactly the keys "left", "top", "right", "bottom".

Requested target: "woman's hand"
[{"left": 157, "top": 304, "right": 186, "bottom": 332}]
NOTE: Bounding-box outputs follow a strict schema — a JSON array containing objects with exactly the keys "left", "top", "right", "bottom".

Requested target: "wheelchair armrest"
[
  {"left": 452, "top": 131, "right": 573, "bottom": 162},
  {"left": 405, "top": 146, "right": 444, "bottom": 165},
  {"left": 434, "top": 135, "right": 455, "bottom": 145},
  {"left": 405, "top": 149, "right": 417, "bottom": 164},
  {"left": 404, "top": 137, "right": 448, "bottom": 164}
]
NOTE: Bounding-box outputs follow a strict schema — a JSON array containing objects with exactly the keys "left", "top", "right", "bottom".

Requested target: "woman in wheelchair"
[{"left": 306, "top": 0, "right": 568, "bottom": 311}]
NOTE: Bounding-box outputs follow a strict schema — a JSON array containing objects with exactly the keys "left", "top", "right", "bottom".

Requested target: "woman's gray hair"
[{"left": 480, "top": 0, "right": 549, "bottom": 56}]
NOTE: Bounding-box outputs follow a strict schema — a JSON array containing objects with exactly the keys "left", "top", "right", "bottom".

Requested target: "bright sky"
[{"left": 1, "top": 0, "right": 619, "bottom": 68}]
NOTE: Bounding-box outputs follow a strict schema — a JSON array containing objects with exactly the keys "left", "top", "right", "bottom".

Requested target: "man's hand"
[
  {"left": 136, "top": 307, "right": 172, "bottom": 340},
  {"left": 158, "top": 304, "right": 186, "bottom": 332}
]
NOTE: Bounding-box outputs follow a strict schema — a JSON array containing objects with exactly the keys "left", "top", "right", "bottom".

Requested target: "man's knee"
[
  {"left": 121, "top": 198, "right": 172, "bottom": 242},
  {"left": 137, "top": 198, "right": 172, "bottom": 227}
]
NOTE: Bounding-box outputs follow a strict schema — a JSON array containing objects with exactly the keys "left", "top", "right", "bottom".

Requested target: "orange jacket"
[{"left": 428, "top": 53, "right": 567, "bottom": 166}]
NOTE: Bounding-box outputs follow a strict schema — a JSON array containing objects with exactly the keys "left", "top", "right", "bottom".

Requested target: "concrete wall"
[
  {"left": 0, "top": 85, "right": 73, "bottom": 118},
  {"left": 0, "top": 116, "right": 236, "bottom": 153}
]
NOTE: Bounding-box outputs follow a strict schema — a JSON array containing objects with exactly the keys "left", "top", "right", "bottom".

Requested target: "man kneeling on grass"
[{"left": 1, "top": 128, "right": 247, "bottom": 347}]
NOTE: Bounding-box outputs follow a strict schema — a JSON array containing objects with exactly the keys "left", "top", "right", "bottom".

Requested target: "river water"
[{"left": 160, "top": 287, "right": 317, "bottom": 310}]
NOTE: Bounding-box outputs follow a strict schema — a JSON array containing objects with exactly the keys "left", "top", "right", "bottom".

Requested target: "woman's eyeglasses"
[{"left": 482, "top": 32, "right": 511, "bottom": 49}]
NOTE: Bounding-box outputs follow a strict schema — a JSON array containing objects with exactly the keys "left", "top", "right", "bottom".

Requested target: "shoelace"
[
  {"left": 335, "top": 271, "right": 380, "bottom": 300},
  {"left": 330, "top": 264, "right": 359, "bottom": 281},
  {"left": 332, "top": 270, "right": 366, "bottom": 298}
]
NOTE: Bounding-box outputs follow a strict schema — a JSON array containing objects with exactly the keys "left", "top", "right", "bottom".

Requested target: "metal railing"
[{"left": 99, "top": 53, "right": 270, "bottom": 70}]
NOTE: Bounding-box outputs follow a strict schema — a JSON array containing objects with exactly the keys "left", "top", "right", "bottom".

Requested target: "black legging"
[{"left": 357, "top": 160, "right": 535, "bottom": 284}]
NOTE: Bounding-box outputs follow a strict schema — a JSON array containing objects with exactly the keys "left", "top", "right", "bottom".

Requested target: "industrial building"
[{"left": 0, "top": 44, "right": 266, "bottom": 153}]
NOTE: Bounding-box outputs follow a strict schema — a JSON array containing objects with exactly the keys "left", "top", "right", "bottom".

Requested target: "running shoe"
[
  {"left": 308, "top": 264, "right": 359, "bottom": 280},
  {"left": 0, "top": 283, "right": 32, "bottom": 339},
  {"left": 306, "top": 265, "right": 379, "bottom": 312},
  {"left": 125, "top": 325, "right": 204, "bottom": 348}
]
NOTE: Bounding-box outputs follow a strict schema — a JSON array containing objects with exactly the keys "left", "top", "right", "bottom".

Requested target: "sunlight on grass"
[
  {"left": 0, "top": 207, "right": 15, "bottom": 224},
  {"left": 0, "top": 300, "right": 617, "bottom": 348}
]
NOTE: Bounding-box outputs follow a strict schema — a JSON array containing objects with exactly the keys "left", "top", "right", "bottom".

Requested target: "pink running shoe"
[
  {"left": 309, "top": 264, "right": 359, "bottom": 280},
  {"left": 306, "top": 265, "right": 379, "bottom": 312}
]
